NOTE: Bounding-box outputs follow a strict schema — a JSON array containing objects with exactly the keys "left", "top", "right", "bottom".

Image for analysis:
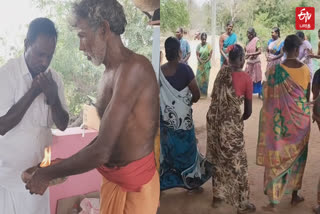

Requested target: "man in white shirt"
[{"left": 0, "top": 17, "right": 69, "bottom": 214}]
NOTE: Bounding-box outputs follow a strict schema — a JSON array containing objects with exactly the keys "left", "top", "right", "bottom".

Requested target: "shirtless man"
[{"left": 24, "top": 0, "right": 160, "bottom": 213}]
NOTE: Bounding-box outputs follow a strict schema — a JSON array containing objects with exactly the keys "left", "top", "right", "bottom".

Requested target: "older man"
[
  {"left": 0, "top": 18, "right": 69, "bottom": 214},
  {"left": 25, "top": 0, "right": 160, "bottom": 214}
]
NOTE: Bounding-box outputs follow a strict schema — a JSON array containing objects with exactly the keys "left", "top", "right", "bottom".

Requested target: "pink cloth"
[
  {"left": 245, "top": 37, "right": 262, "bottom": 83},
  {"left": 79, "top": 198, "right": 100, "bottom": 214},
  {"left": 232, "top": 72, "right": 253, "bottom": 100}
]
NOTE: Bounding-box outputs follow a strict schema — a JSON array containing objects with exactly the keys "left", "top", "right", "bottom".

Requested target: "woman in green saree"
[{"left": 196, "top": 33, "right": 212, "bottom": 97}]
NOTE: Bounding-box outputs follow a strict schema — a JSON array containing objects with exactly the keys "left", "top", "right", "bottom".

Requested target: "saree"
[
  {"left": 313, "top": 69, "right": 320, "bottom": 130},
  {"left": 196, "top": 43, "right": 212, "bottom": 96},
  {"left": 221, "top": 33, "right": 237, "bottom": 66},
  {"left": 245, "top": 37, "right": 262, "bottom": 95},
  {"left": 159, "top": 70, "right": 212, "bottom": 191},
  {"left": 256, "top": 64, "right": 310, "bottom": 204},
  {"left": 206, "top": 66, "right": 250, "bottom": 210},
  {"left": 266, "top": 39, "right": 284, "bottom": 71},
  {"left": 315, "top": 95, "right": 320, "bottom": 205}
]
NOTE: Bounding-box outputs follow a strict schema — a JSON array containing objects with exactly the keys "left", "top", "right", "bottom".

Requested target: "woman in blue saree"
[
  {"left": 160, "top": 37, "right": 212, "bottom": 191},
  {"left": 220, "top": 21, "right": 237, "bottom": 67},
  {"left": 266, "top": 27, "right": 284, "bottom": 71}
]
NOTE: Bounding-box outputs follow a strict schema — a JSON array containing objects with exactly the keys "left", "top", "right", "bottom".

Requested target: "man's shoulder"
[
  {"left": 125, "top": 53, "right": 154, "bottom": 73},
  {"left": 118, "top": 53, "right": 156, "bottom": 86},
  {"left": 182, "top": 38, "right": 190, "bottom": 44},
  {"left": 0, "top": 57, "right": 20, "bottom": 78}
]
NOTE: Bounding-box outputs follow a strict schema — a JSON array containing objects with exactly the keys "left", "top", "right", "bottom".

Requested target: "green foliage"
[
  {"left": 120, "top": 0, "right": 153, "bottom": 59},
  {"left": 30, "top": 0, "right": 103, "bottom": 116},
  {"left": 214, "top": 0, "right": 319, "bottom": 48},
  {"left": 30, "top": 0, "right": 153, "bottom": 118},
  {"left": 161, "top": 0, "right": 190, "bottom": 33}
]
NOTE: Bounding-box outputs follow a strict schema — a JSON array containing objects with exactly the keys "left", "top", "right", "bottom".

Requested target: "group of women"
[
  {"left": 159, "top": 21, "right": 320, "bottom": 214},
  {"left": 194, "top": 22, "right": 263, "bottom": 98}
]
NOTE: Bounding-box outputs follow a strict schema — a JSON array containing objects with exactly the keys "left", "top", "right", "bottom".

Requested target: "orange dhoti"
[{"left": 97, "top": 152, "right": 160, "bottom": 214}]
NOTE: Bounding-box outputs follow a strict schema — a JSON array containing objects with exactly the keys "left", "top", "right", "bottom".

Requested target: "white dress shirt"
[{"left": 0, "top": 55, "right": 68, "bottom": 192}]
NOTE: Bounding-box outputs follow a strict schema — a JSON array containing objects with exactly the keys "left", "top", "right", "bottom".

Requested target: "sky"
[
  {"left": 0, "top": 0, "right": 44, "bottom": 59},
  {"left": 194, "top": 0, "right": 209, "bottom": 6}
]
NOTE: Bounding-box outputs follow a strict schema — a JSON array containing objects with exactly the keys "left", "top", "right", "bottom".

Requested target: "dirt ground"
[{"left": 159, "top": 37, "right": 320, "bottom": 214}]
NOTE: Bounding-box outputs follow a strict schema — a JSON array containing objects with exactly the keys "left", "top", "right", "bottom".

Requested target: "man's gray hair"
[{"left": 72, "top": 0, "right": 127, "bottom": 35}]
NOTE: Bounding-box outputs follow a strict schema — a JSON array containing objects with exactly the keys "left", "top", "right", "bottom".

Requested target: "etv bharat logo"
[{"left": 296, "top": 7, "right": 315, "bottom": 30}]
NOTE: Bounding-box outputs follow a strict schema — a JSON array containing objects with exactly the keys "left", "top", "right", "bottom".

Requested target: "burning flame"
[{"left": 40, "top": 147, "right": 51, "bottom": 168}]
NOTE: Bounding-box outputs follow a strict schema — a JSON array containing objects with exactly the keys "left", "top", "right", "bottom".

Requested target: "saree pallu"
[
  {"left": 206, "top": 66, "right": 250, "bottom": 210},
  {"left": 196, "top": 43, "right": 212, "bottom": 96},
  {"left": 256, "top": 64, "right": 310, "bottom": 204},
  {"left": 221, "top": 33, "right": 237, "bottom": 66},
  {"left": 159, "top": 70, "right": 212, "bottom": 191},
  {"left": 245, "top": 37, "right": 262, "bottom": 95}
]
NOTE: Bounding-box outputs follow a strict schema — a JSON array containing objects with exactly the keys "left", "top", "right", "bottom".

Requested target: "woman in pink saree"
[
  {"left": 245, "top": 28, "right": 262, "bottom": 98},
  {"left": 257, "top": 35, "right": 311, "bottom": 212}
]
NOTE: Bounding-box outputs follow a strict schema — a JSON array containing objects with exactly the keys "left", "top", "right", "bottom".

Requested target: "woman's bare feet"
[
  {"left": 211, "top": 196, "right": 223, "bottom": 208},
  {"left": 261, "top": 203, "right": 277, "bottom": 212},
  {"left": 313, "top": 206, "right": 320, "bottom": 214},
  {"left": 237, "top": 202, "right": 256, "bottom": 214},
  {"left": 291, "top": 191, "right": 305, "bottom": 206}
]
